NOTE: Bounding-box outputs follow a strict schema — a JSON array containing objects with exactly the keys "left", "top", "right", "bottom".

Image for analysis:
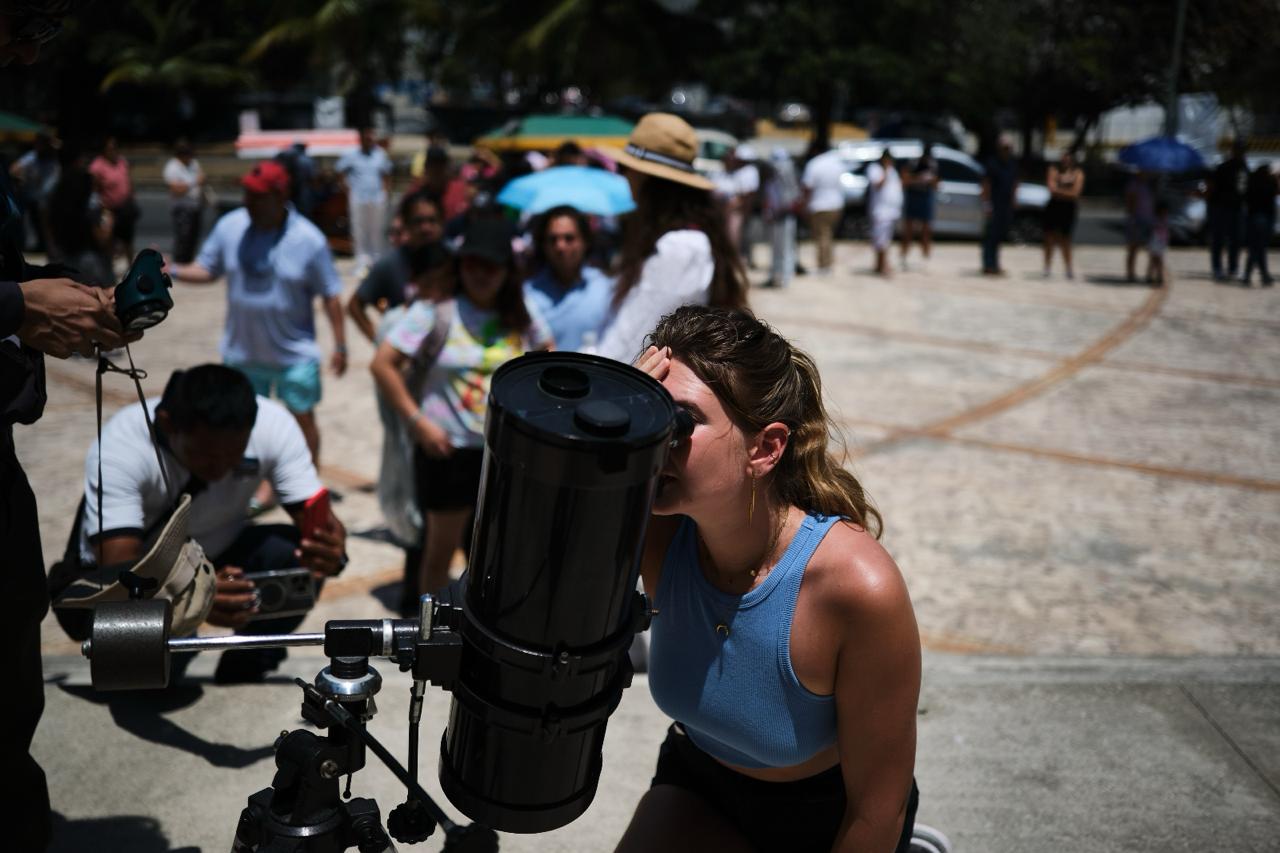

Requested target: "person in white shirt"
[
  {"left": 727, "top": 144, "right": 761, "bottom": 267},
  {"left": 865, "top": 149, "right": 904, "bottom": 277},
  {"left": 74, "top": 364, "right": 348, "bottom": 682},
  {"left": 336, "top": 127, "right": 393, "bottom": 274},
  {"left": 801, "top": 148, "right": 847, "bottom": 274},
  {"left": 597, "top": 113, "right": 748, "bottom": 364},
  {"left": 162, "top": 137, "right": 206, "bottom": 263}
]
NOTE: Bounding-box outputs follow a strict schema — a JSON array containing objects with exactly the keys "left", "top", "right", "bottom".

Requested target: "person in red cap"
[{"left": 169, "top": 159, "right": 348, "bottom": 473}]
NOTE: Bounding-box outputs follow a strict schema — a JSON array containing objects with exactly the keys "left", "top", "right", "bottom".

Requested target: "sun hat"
[
  {"left": 604, "top": 113, "right": 713, "bottom": 191},
  {"left": 241, "top": 160, "right": 291, "bottom": 194}
]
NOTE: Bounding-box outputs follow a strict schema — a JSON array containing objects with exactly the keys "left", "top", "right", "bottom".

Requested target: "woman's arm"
[
  {"left": 370, "top": 339, "right": 452, "bottom": 457},
  {"left": 830, "top": 549, "right": 921, "bottom": 852}
]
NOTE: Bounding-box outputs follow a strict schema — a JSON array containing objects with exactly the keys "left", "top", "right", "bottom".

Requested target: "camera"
[
  {"left": 247, "top": 567, "right": 316, "bottom": 620},
  {"left": 115, "top": 248, "right": 174, "bottom": 331}
]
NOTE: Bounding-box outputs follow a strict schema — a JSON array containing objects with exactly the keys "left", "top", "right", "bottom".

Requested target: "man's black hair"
[
  {"left": 157, "top": 365, "right": 258, "bottom": 432},
  {"left": 398, "top": 188, "right": 443, "bottom": 223}
]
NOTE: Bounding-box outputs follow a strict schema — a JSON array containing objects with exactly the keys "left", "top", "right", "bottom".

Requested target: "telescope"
[{"left": 81, "top": 352, "right": 694, "bottom": 851}]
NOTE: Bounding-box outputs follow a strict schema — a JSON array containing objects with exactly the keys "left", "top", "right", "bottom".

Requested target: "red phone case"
[{"left": 302, "top": 488, "right": 331, "bottom": 539}]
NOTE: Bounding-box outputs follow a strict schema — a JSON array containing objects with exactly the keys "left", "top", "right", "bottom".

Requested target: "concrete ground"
[{"left": 20, "top": 237, "right": 1280, "bottom": 851}]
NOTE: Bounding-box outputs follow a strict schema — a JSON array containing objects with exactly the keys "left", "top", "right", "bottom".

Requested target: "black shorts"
[
  {"left": 651, "top": 724, "right": 918, "bottom": 852},
  {"left": 413, "top": 445, "right": 485, "bottom": 511},
  {"left": 1043, "top": 198, "right": 1078, "bottom": 236}
]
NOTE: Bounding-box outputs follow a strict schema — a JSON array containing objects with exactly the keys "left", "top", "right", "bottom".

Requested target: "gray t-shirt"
[
  {"left": 356, "top": 248, "right": 412, "bottom": 308},
  {"left": 196, "top": 207, "right": 343, "bottom": 366}
]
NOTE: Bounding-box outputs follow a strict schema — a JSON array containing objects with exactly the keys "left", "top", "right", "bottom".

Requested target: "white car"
[
  {"left": 693, "top": 128, "right": 739, "bottom": 176},
  {"left": 835, "top": 140, "right": 1050, "bottom": 241}
]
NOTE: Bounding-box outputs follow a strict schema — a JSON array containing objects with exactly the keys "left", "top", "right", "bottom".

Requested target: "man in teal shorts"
[{"left": 171, "top": 161, "right": 347, "bottom": 468}]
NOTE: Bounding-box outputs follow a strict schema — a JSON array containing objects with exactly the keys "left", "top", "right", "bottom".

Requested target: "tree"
[
  {"left": 244, "top": 0, "right": 413, "bottom": 126},
  {"left": 92, "top": 0, "right": 255, "bottom": 95}
]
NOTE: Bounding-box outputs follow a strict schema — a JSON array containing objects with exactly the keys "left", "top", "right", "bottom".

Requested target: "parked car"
[
  {"left": 694, "top": 128, "right": 739, "bottom": 176},
  {"left": 833, "top": 140, "right": 1050, "bottom": 242},
  {"left": 1165, "top": 156, "right": 1280, "bottom": 245}
]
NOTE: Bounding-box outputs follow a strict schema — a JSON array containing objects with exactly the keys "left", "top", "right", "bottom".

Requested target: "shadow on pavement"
[
  {"left": 50, "top": 811, "right": 201, "bottom": 853},
  {"left": 53, "top": 678, "right": 276, "bottom": 769},
  {"left": 1082, "top": 274, "right": 1160, "bottom": 287}
]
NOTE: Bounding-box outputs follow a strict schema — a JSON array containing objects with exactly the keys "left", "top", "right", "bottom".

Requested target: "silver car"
[{"left": 835, "top": 140, "right": 1050, "bottom": 241}]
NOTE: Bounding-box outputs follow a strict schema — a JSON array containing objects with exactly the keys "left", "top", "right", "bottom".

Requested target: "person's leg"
[
  {"left": 1262, "top": 217, "right": 1275, "bottom": 284},
  {"left": 349, "top": 200, "right": 371, "bottom": 270},
  {"left": 1227, "top": 207, "right": 1244, "bottom": 277},
  {"left": 1208, "top": 206, "right": 1225, "bottom": 278},
  {"left": 368, "top": 198, "right": 387, "bottom": 263},
  {"left": 1042, "top": 231, "right": 1055, "bottom": 274},
  {"left": 813, "top": 210, "right": 835, "bottom": 271},
  {"left": 420, "top": 509, "right": 470, "bottom": 593},
  {"left": 982, "top": 216, "right": 997, "bottom": 271},
  {"left": 900, "top": 219, "right": 916, "bottom": 264},
  {"left": 614, "top": 786, "right": 755, "bottom": 853},
  {"left": 1, "top": 457, "right": 52, "bottom": 851},
  {"left": 278, "top": 360, "right": 323, "bottom": 465},
  {"left": 1063, "top": 235, "right": 1075, "bottom": 278},
  {"left": 778, "top": 215, "right": 796, "bottom": 287},
  {"left": 921, "top": 219, "right": 933, "bottom": 259},
  {"left": 766, "top": 218, "right": 784, "bottom": 286}
]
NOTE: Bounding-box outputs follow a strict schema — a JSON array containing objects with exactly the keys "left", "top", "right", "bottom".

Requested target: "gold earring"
[{"left": 748, "top": 476, "right": 756, "bottom": 525}]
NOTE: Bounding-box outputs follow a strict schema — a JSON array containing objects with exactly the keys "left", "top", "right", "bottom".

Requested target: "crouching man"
[{"left": 68, "top": 363, "right": 347, "bottom": 682}]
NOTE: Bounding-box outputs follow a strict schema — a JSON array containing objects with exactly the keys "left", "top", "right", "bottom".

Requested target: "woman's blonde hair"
[{"left": 647, "top": 306, "right": 881, "bottom": 537}]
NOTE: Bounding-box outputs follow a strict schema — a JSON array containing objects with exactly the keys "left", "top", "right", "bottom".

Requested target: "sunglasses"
[{"left": 4, "top": 10, "right": 62, "bottom": 46}]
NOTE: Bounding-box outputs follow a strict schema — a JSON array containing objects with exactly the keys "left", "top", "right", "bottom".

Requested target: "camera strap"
[{"left": 95, "top": 345, "right": 173, "bottom": 566}]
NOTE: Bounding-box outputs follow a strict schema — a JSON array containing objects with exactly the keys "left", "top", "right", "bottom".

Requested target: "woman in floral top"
[{"left": 371, "top": 219, "right": 553, "bottom": 593}]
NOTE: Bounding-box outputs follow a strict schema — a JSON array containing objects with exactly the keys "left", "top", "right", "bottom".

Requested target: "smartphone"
[{"left": 301, "top": 488, "right": 332, "bottom": 540}]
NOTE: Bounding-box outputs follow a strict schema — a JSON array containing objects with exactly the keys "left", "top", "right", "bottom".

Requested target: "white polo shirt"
[{"left": 79, "top": 396, "right": 322, "bottom": 564}]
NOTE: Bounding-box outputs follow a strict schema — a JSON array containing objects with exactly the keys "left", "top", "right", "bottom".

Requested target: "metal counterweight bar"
[{"left": 167, "top": 632, "right": 326, "bottom": 653}]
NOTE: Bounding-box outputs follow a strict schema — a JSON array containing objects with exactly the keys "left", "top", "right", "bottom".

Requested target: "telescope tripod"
[{"left": 83, "top": 594, "right": 497, "bottom": 852}]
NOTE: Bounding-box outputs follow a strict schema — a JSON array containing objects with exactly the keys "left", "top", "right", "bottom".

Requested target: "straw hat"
[{"left": 605, "top": 113, "right": 713, "bottom": 191}]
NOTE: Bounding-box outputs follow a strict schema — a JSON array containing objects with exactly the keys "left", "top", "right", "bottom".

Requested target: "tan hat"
[{"left": 604, "top": 113, "right": 714, "bottom": 191}]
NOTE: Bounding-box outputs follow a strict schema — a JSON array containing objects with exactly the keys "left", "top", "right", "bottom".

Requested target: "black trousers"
[
  {"left": 1, "top": 438, "right": 52, "bottom": 851},
  {"left": 170, "top": 205, "right": 203, "bottom": 264}
]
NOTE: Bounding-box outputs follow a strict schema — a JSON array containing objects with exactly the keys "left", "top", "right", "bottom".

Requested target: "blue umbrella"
[
  {"left": 1118, "top": 136, "right": 1206, "bottom": 173},
  {"left": 497, "top": 165, "right": 635, "bottom": 216}
]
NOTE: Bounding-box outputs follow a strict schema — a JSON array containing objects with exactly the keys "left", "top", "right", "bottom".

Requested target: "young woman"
[
  {"left": 1043, "top": 151, "right": 1085, "bottom": 278},
  {"left": 617, "top": 306, "right": 921, "bottom": 853},
  {"left": 523, "top": 205, "right": 613, "bottom": 351},
  {"left": 371, "top": 219, "right": 552, "bottom": 594},
  {"left": 596, "top": 113, "right": 748, "bottom": 363}
]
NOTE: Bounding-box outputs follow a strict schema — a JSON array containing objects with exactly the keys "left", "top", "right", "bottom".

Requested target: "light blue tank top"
[{"left": 648, "top": 512, "right": 840, "bottom": 768}]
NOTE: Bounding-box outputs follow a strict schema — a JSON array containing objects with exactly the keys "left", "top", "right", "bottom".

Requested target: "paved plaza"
[{"left": 20, "top": 239, "right": 1280, "bottom": 851}]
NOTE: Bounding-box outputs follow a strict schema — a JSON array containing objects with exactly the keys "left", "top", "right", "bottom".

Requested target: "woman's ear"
[{"left": 748, "top": 422, "right": 791, "bottom": 478}]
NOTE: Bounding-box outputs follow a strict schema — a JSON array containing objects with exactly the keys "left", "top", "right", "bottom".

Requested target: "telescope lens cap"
[
  {"left": 574, "top": 400, "right": 630, "bottom": 436},
  {"left": 539, "top": 365, "right": 590, "bottom": 399}
]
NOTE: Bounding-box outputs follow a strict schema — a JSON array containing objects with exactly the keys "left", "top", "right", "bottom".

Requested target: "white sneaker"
[{"left": 910, "top": 824, "right": 953, "bottom": 853}]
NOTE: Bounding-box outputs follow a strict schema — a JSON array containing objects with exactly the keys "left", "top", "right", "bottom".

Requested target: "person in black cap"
[
  {"left": 370, "top": 219, "right": 553, "bottom": 594},
  {"left": 2, "top": 6, "right": 130, "bottom": 849}
]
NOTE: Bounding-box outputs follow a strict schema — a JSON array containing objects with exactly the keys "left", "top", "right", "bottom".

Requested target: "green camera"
[{"left": 115, "top": 249, "right": 174, "bottom": 332}]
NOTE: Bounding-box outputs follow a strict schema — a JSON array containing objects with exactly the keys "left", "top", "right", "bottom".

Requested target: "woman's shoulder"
[{"left": 806, "top": 519, "right": 910, "bottom": 619}]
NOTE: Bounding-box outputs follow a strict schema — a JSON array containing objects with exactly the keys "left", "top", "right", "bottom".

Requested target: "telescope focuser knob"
[{"left": 387, "top": 798, "right": 437, "bottom": 845}]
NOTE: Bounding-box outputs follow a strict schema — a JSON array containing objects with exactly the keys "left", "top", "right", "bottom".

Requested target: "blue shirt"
[
  {"left": 521, "top": 265, "right": 613, "bottom": 352},
  {"left": 335, "top": 146, "right": 391, "bottom": 203},
  {"left": 648, "top": 513, "right": 840, "bottom": 769},
  {"left": 196, "top": 206, "right": 342, "bottom": 366}
]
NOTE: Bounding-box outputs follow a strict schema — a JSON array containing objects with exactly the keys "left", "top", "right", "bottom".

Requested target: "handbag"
[{"left": 375, "top": 299, "right": 455, "bottom": 547}]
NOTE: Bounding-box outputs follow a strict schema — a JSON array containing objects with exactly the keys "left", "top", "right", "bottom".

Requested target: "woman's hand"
[
  {"left": 635, "top": 345, "right": 672, "bottom": 382},
  {"left": 413, "top": 415, "right": 453, "bottom": 458}
]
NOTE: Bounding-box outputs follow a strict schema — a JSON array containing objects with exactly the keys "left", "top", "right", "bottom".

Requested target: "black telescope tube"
[{"left": 438, "top": 352, "right": 675, "bottom": 833}]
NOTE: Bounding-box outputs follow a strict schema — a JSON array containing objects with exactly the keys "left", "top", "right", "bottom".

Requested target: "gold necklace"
[{"left": 701, "top": 509, "right": 789, "bottom": 639}]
